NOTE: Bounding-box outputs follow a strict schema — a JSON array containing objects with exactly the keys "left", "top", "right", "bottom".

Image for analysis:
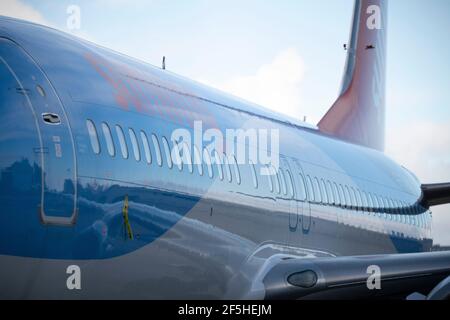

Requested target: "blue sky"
[{"left": 1, "top": 0, "right": 449, "bottom": 244}]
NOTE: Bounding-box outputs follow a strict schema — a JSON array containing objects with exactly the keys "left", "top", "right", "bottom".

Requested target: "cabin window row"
[
  {"left": 297, "top": 173, "right": 428, "bottom": 227},
  {"left": 254, "top": 163, "right": 429, "bottom": 228},
  {"left": 86, "top": 119, "right": 242, "bottom": 185},
  {"left": 87, "top": 120, "right": 429, "bottom": 228}
]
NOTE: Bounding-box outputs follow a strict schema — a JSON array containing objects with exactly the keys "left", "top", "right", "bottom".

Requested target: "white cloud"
[
  {"left": 202, "top": 48, "right": 306, "bottom": 120},
  {"left": 386, "top": 121, "right": 450, "bottom": 183},
  {"left": 0, "top": 0, "right": 50, "bottom": 26}
]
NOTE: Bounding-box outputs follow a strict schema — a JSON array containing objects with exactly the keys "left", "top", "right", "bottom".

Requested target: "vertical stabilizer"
[{"left": 318, "top": 0, "right": 387, "bottom": 151}]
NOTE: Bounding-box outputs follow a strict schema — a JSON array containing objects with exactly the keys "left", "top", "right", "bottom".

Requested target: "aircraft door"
[{"left": 0, "top": 39, "right": 77, "bottom": 226}]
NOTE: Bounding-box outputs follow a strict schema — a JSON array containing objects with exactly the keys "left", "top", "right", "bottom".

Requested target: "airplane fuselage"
[{"left": 0, "top": 16, "right": 433, "bottom": 299}]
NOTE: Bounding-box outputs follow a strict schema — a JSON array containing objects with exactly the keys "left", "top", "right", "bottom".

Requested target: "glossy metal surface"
[{"left": 0, "top": 15, "right": 433, "bottom": 299}]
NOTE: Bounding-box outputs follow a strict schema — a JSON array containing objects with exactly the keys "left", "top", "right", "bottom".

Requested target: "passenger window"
[
  {"left": 406, "top": 203, "right": 412, "bottom": 215},
  {"left": 161, "top": 136, "right": 173, "bottom": 169},
  {"left": 223, "top": 154, "right": 232, "bottom": 182},
  {"left": 213, "top": 151, "right": 223, "bottom": 180},
  {"left": 326, "top": 181, "right": 334, "bottom": 205},
  {"left": 267, "top": 166, "right": 274, "bottom": 192},
  {"left": 306, "top": 175, "right": 315, "bottom": 202},
  {"left": 401, "top": 206, "right": 406, "bottom": 223},
  {"left": 384, "top": 198, "right": 390, "bottom": 219},
  {"left": 172, "top": 141, "right": 183, "bottom": 171},
  {"left": 86, "top": 120, "right": 100, "bottom": 154},
  {"left": 203, "top": 148, "right": 213, "bottom": 178},
  {"left": 368, "top": 196, "right": 373, "bottom": 213},
  {"left": 193, "top": 145, "right": 203, "bottom": 176},
  {"left": 313, "top": 177, "right": 322, "bottom": 203},
  {"left": 181, "top": 142, "right": 193, "bottom": 173},
  {"left": 374, "top": 195, "right": 382, "bottom": 217},
  {"left": 115, "top": 125, "right": 128, "bottom": 159},
  {"left": 372, "top": 194, "right": 379, "bottom": 208},
  {"left": 349, "top": 187, "right": 357, "bottom": 209},
  {"left": 101, "top": 122, "right": 115, "bottom": 156},
  {"left": 140, "top": 131, "right": 152, "bottom": 164},
  {"left": 369, "top": 193, "right": 377, "bottom": 215},
  {"left": 249, "top": 160, "right": 258, "bottom": 189},
  {"left": 231, "top": 156, "right": 241, "bottom": 185},
  {"left": 298, "top": 174, "right": 307, "bottom": 201},
  {"left": 361, "top": 191, "right": 368, "bottom": 211},
  {"left": 400, "top": 201, "right": 406, "bottom": 217},
  {"left": 338, "top": 184, "right": 346, "bottom": 207},
  {"left": 379, "top": 196, "right": 385, "bottom": 217},
  {"left": 389, "top": 199, "right": 396, "bottom": 216},
  {"left": 151, "top": 134, "right": 162, "bottom": 167},
  {"left": 367, "top": 193, "right": 373, "bottom": 212},
  {"left": 344, "top": 186, "right": 351, "bottom": 208},
  {"left": 286, "top": 170, "right": 295, "bottom": 199},
  {"left": 279, "top": 168, "right": 287, "bottom": 195},
  {"left": 384, "top": 198, "right": 391, "bottom": 220},
  {"left": 409, "top": 205, "right": 415, "bottom": 223},
  {"left": 332, "top": 182, "right": 340, "bottom": 206},
  {"left": 320, "top": 179, "right": 328, "bottom": 204},
  {"left": 274, "top": 168, "right": 281, "bottom": 194},
  {"left": 397, "top": 200, "right": 403, "bottom": 222},
  {"left": 395, "top": 201, "right": 401, "bottom": 216},
  {"left": 379, "top": 196, "right": 384, "bottom": 209},
  {"left": 355, "top": 189, "right": 363, "bottom": 210},
  {"left": 402, "top": 201, "right": 407, "bottom": 216},
  {"left": 381, "top": 197, "right": 387, "bottom": 211},
  {"left": 128, "top": 128, "right": 141, "bottom": 161}
]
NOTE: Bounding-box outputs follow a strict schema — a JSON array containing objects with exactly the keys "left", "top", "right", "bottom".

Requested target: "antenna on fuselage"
[{"left": 162, "top": 56, "right": 166, "bottom": 70}]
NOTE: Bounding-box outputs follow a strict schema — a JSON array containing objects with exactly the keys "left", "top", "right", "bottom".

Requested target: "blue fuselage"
[{"left": 0, "top": 16, "right": 432, "bottom": 299}]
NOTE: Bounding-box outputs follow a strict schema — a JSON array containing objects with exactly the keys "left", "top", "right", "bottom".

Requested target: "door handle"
[{"left": 42, "top": 113, "right": 61, "bottom": 125}]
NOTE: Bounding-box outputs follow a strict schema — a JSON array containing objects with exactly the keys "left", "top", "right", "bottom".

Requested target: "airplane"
[{"left": 0, "top": 0, "right": 450, "bottom": 300}]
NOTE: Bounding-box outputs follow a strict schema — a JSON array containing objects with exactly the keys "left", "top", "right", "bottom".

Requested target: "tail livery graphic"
[{"left": 319, "top": 0, "right": 387, "bottom": 151}]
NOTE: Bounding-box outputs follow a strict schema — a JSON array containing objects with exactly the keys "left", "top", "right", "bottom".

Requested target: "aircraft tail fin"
[{"left": 318, "top": 0, "right": 387, "bottom": 151}]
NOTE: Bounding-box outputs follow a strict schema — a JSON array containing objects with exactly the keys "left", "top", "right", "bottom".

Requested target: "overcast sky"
[{"left": 1, "top": 0, "right": 449, "bottom": 245}]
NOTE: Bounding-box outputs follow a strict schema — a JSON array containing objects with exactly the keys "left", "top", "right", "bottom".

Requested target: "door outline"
[{"left": 0, "top": 38, "right": 78, "bottom": 226}]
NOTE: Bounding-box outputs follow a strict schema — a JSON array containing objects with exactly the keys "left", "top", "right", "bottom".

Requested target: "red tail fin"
[{"left": 318, "top": 0, "right": 387, "bottom": 151}]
